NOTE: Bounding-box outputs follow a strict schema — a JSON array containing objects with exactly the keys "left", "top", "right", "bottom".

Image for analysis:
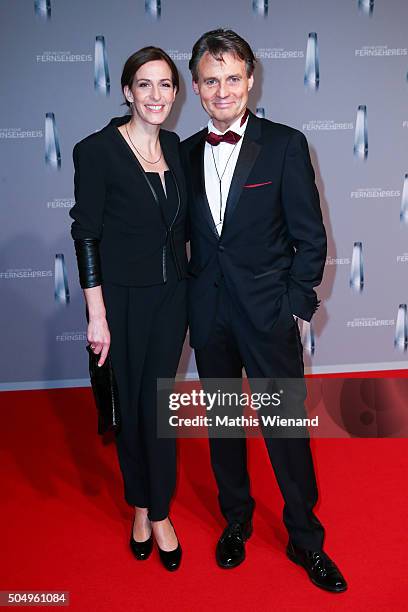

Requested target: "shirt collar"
[{"left": 207, "top": 109, "right": 249, "bottom": 137}]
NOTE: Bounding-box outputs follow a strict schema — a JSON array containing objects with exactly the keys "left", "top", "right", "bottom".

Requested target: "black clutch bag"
[{"left": 86, "top": 345, "right": 121, "bottom": 435}]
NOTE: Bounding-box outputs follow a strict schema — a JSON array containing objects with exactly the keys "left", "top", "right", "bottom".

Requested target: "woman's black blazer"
[{"left": 70, "top": 115, "right": 188, "bottom": 287}]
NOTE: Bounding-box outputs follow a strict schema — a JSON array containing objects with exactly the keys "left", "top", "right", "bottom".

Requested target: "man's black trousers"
[{"left": 194, "top": 280, "right": 325, "bottom": 551}]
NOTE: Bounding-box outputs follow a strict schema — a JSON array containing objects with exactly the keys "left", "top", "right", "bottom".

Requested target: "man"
[{"left": 182, "top": 29, "right": 347, "bottom": 592}]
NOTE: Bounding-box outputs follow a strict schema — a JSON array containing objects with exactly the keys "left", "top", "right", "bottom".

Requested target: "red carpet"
[{"left": 1, "top": 387, "right": 407, "bottom": 610}]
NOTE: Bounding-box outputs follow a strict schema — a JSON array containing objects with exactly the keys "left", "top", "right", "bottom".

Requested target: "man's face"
[{"left": 192, "top": 51, "right": 253, "bottom": 131}]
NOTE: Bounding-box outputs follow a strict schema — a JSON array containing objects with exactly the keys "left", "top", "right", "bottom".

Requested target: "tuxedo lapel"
[
  {"left": 222, "top": 112, "right": 262, "bottom": 232},
  {"left": 190, "top": 134, "right": 219, "bottom": 240}
]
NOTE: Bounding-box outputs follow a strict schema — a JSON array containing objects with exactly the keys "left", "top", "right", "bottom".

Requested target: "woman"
[{"left": 70, "top": 47, "right": 188, "bottom": 571}]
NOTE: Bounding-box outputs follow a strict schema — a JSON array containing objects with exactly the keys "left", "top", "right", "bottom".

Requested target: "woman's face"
[{"left": 125, "top": 59, "right": 177, "bottom": 126}]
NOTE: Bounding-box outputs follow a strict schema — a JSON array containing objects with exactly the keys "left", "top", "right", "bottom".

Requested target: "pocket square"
[{"left": 244, "top": 181, "right": 273, "bottom": 189}]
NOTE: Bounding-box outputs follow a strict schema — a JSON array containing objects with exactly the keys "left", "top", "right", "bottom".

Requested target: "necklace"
[
  {"left": 125, "top": 124, "right": 162, "bottom": 165},
  {"left": 210, "top": 141, "right": 239, "bottom": 228}
]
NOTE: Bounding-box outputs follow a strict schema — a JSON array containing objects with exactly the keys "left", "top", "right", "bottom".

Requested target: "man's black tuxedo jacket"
[{"left": 181, "top": 111, "right": 327, "bottom": 349}]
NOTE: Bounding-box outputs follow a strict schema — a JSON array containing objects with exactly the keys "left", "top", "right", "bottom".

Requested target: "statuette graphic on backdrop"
[
  {"left": 256, "top": 107, "right": 265, "bottom": 118},
  {"left": 94, "top": 36, "right": 110, "bottom": 96},
  {"left": 34, "top": 0, "right": 51, "bottom": 19},
  {"left": 252, "top": 0, "right": 268, "bottom": 17},
  {"left": 304, "top": 33, "right": 319, "bottom": 91},
  {"left": 350, "top": 242, "right": 364, "bottom": 293},
  {"left": 358, "top": 0, "right": 374, "bottom": 16},
  {"left": 145, "top": 0, "right": 161, "bottom": 19},
  {"left": 400, "top": 174, "right": 408, "bottom": 224},
  {"left": 45, "top": 113, "right": 61, "bottom": 169},
  {"left": 54, "top": 255, "right": 70, "bottom": 305},
  {"left": 354, "top": 105, "right": 368, "bottom": 161},
  {"left": 394, "top": 304, "right": 408, "bottom": 352},
  {"left": 302, "top": 321, "right": 315, "bottom": 356}
]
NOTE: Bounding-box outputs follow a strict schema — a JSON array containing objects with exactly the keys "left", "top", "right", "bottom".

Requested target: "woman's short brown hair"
[
  {"left": 121, "top": 46, "right": 179, "bottom": 106},
  {"left": 189, "top": 29, "right": 256, "bottom": 82}
]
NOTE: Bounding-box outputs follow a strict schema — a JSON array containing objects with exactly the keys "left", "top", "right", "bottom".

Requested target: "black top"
[
  {"left": 146, "top": 171, "right": 178, "bottom": 227},
  {"left": 70, "top": 116, "right": 188, "bottom": 287}
]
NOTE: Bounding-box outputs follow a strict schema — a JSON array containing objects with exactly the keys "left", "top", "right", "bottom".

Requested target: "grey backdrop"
[{"left": 1, "top": 0, "right": 407, "bottom": 390}]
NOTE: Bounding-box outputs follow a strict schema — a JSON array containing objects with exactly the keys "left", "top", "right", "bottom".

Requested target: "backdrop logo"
[
  {"left": 350, "top": 187, "right": 400, "bottom": 199},
  {"left": 400, "top": 174, "right": 408, "bottom": 224},
  {"left": 94, "top": 36, "right": 110, "bottom": 96},
  {"left": 302, "top": 120, "right": 353, "bottom": 131},
  {"left": 346, "top": 317, "right": 394, "bottom": 328},
  {"left": 255, "top": 48, "right": 304, "bottom": 60},
  {"left": 256, "top": 107, "right": 265, "bottom": 118},
  {"left": 252, "top": 0, "right": 268, "bottom": 17},
  {"left": 45, "top": 113, "right": 61, "bottom": 169},
  {"left": 304, "top": 33, "right": 319, "bottom": 91},
  {"left": 37, "top": 51, "right": 93, "bottom": 62},
  {"left": 56, "top": 331, "right": 87, "bottom": 342},
  {"left": 354, "top": 105, "right": 368, "bottom": 161},
  {"left": 394, "top": 304, "right": 408, "bottom": 351},
  {"left": 302, "top": 321, "right": 315, "bottom": 356},
  {"left": 0, "top": 128, "right": 43, "bottom": 139},
  {"left": 350, "top": 241, "right": 364, "bottom": 293},
  {"left": 0, "top": 268, "right": 52, "bottom": 279},
  {"left": 166, "top": 50, "right": 191, "bottom": 61},
  {"left": 396, "top": 253, "right": 408, "bottom": 263},
  {"left": 358, "top": 0, "right": 374, "bottom": 16},
  {"left": 326, "top": 256, "right": 350, "bottom": 266},
  {"left": 34, "top": 0, "right": 51, "bottom": 20},
  {"left": 355, "top": 45, "right": 407, "bottom": 57},
  {"left": 54, "top": 254, "right": 70, "bottom": 305},
  {"left": 145, "top": 0, "right": 161, "bottom": 19},
  {"left": 47, "top": 198, "right": 75, "bottom": 209}
]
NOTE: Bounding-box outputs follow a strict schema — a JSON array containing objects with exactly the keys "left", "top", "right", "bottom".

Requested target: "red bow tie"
[
  {"left": 206, "top": 108, "right": 249, "bottom": 146},
  {"left": 206, "top": 130, "right": 242, "bottom": 146}
]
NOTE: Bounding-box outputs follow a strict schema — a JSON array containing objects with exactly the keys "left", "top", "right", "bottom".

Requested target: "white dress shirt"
[{"left": 204, "top": 113, "right": 249, "bottom": 235}]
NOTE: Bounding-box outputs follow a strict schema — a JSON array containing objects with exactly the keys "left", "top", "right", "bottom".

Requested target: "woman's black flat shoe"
[
  {"left": 157, "top": 542, "right": 182, "bottom": 571},
  {"left": 129, "top": 527, "right": 153, "bottom": 561}
]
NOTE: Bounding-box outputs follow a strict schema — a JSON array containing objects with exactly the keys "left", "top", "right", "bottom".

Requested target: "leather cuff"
[{"left": 74, "top": 238, "right": 102, "bottom": 289}]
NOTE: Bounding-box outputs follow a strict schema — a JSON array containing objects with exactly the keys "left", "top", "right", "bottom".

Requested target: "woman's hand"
[
  {"left": 84, "top": 285, "right": 110, "bottom": 367},
  {"left": 88, "top": 315, "right": 111, "bottom": 367}
]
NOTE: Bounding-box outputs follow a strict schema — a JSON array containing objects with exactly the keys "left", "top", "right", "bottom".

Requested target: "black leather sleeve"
[{"left": 74, "top": 238, "right": 102, "bottom": 289}]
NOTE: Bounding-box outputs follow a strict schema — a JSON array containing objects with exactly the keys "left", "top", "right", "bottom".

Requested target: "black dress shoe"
[
  {"left": 286, "top": 541, "right": 347, "bottom": 592},
  {"left": 156, "top": 519, "right": 182, "bottom": 571},
  {"left": 216, "top": 520, "right": 253, "bottom": 569},
  {"left": 129, "top": 526, "right": 153, "bottom": 561}
]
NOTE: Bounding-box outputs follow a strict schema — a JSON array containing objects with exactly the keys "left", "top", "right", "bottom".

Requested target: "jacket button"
[{"left": 218, "top": 245, "right": 225, "bottom": 252}]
